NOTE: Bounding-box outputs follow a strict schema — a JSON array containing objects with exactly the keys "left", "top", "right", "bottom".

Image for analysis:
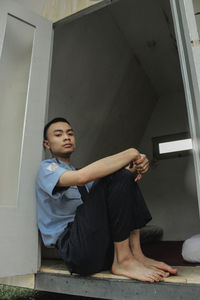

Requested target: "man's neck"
[{"left": 54, "top": 155, "right": 71, "bottom": 165}]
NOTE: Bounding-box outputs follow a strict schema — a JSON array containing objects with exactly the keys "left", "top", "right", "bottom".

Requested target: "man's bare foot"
[
  {"left": 112, "top": 256, "right": 168, "bottom": 282},
  {"left": 134, "top": 254, "right": 177, "bottom": 275}
]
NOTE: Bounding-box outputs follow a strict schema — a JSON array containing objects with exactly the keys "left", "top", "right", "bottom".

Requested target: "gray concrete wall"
[
  {"left": 140, "top": 92, "right": 200, "bottom": 240},
  {"left": 48, "top": 7, "right": 157, "bottom": 166}
]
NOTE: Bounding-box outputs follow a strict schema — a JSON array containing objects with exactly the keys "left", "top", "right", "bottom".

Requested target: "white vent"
[{"left": 159, "top": 138, "right": 192, "bottom": 154}]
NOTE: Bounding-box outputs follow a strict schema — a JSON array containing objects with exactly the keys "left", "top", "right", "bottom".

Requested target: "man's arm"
[{"left": 58, "top": 148, "right": 140, "bottom": 187}]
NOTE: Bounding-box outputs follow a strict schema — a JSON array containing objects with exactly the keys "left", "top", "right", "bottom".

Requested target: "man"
[{"left": 36, "top": 117, "right": 177, "bottom": 282}]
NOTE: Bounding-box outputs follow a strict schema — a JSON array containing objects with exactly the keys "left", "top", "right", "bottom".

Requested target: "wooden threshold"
[{"left": 40, "top": 259, "right": 200, "bottom": 284}]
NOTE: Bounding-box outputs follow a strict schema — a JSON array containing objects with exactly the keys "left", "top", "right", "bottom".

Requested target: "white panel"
[
  {"left": 0, "top": 0, "right": 53, "bottom": 277},
  {"left": 0, "top": 15, "right": 34, "bottom": 206}
]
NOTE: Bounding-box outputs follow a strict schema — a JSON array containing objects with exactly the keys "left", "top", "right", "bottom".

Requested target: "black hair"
[{"left": 43, "top": 117, "right": 71, "bottom": 140}]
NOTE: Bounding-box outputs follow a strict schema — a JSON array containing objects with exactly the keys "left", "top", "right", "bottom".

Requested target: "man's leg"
[
  {"left": 105, "top": 169, "right": 152, "bottom": 242},
  {"left": 129, "top": 229, "right": 177, "bottom": 274},
  {"left": 57, "top": 169, "right": 170, "bottom": 281},
  {"left": 105, "top": 170, "right": 170, "bottom": 281}
]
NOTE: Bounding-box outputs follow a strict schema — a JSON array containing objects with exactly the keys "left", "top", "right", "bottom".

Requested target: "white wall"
[
  {"left": 48, "top": 7, "right": 157, "bottom": 166},
  {"left": 0, "top": 15, "right": 34, "bottom": 206},
  {"left": 140, "top": 92, "right": 200, "bottom": 240}
]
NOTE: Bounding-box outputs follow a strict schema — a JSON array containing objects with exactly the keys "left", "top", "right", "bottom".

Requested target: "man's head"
[{"left": 43, "top": 118, "right": 76, "bottom": 158}]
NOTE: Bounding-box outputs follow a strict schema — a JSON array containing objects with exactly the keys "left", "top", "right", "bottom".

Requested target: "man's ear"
[{"left": 43, "top": 139, "right": 50, "bottom": 150}]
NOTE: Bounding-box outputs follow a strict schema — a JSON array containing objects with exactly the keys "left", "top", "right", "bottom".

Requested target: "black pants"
[{"left": 56, "top": 169, "right": 152, "bottom": 275}]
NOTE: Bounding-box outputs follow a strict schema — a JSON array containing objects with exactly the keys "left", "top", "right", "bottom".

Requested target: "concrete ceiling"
[{"left": 110, "top": 0, "right": 184, "bottom": 96}]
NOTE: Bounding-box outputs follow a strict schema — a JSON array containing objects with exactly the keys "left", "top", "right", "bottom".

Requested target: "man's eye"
[
  {"left": 68, "top": 133, "right": 74, "bottom": 136},
  {"left": 55, "top": 134, "right": 61, "bottom": 137}
]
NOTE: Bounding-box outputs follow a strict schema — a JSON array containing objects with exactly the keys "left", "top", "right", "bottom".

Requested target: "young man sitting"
[{"left": 36, "top": 118, "right": 177, "bottom": 282}]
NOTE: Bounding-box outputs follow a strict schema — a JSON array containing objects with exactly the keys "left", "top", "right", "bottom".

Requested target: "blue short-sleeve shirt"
[{"left": 36, "top": 158, "right": 93, "bottom": 247}]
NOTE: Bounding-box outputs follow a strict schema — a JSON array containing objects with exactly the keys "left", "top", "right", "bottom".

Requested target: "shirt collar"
[{"left": 54, "top": 157, "right": 74, "bottom": 170}]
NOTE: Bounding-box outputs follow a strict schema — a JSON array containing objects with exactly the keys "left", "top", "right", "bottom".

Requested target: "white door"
[
  {"left": 0, "top": 0, "right": 53, "bottom": 277},
  {"left": 171, "top": 0, "right": 200, "bottom": 214}
]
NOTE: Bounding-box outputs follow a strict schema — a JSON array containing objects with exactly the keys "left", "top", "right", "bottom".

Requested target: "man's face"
[{"left": 43, "top": 122, "right": 76, "bottom": 158}]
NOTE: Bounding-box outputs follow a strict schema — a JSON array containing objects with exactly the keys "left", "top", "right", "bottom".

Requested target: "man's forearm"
[
  {"left": 59, "top": 148, "right": 140, "bottom": 187},
  {"left": 79, "top": 148, "right": 139, "bottom": 183}
]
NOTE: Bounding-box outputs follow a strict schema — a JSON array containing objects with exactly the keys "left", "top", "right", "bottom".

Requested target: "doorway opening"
[{"left": 41, "top": 0, "right": 200, "bottom": 280}]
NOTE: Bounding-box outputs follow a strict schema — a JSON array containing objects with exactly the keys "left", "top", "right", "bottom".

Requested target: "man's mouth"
[{"left": 63, "top": 144, "right": 72, "bottom": 148}]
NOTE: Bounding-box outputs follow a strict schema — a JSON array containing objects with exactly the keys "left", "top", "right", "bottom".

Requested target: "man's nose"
[{"left": 63, "top": 133, "right": 70, "bottom": 140}]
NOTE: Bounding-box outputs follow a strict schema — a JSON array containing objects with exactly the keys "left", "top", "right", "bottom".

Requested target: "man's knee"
[
  {"left": 106, "top": 168, "right": 139, "bottom": 202},
  {"left": 109, "top": 168, "right": 134, "bottom": 183}
]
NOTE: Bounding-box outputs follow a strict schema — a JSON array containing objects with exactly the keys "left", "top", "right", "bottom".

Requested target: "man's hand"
[
  {"left": 134, "top": 154, "right": 149, "bottom": 181},
  {"left": 126, "top": 154, "right": 149, "bottom": 182},
  {"left": 125, "top": 160, "right": 135, "bottom": 173}
]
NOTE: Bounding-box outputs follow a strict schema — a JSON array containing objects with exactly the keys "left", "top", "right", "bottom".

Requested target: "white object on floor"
[{"left": 182, "top": 234, "right": 200, "bottom": 263}]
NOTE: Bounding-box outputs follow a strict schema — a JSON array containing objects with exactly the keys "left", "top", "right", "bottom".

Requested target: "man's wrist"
[{"left": 128, "top": 148, "right": 140, "bottom": 161}]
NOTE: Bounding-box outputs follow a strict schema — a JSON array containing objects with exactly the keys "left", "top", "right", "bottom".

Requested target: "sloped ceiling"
[
  {"left": 14, "top": 0, "right": 184, "bottom": 96},
  {"left": 110, "top": 0, "right": 184, "bottom": 96}
]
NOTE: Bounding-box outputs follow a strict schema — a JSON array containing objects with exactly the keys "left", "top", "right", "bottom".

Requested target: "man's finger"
[
  {"left": 138, "top": 164, "right": 149, "bottom": 172},
  {"left": 134, "top": 160, "right": 149, "bottom": 171},
  {"left": 135, "top": 161, "right": 148, "bottom": 169},
  {"left": 140, "top": 167, "right": 149, "bottom": 174},
  {"left": 135, "top": 158, "right": 148, "bottom": 167},
  {"left": 135, "top": 154, "right": 147, "bottom": 164},
  {"left": 135, "top": 163, "right": 149, "bottom": 175},
  {"left": 134, "top": 173, "right": 142, "bottom": 182}
]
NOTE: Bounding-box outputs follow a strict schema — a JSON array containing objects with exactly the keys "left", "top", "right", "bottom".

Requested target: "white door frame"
[{"left": 170, "top": 0, "right": 200, "bottom": 214}]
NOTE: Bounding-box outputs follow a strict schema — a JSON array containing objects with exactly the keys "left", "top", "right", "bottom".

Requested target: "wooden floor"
[{"left": 40, "top": 259, "right": 200, "bottom": 284}]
